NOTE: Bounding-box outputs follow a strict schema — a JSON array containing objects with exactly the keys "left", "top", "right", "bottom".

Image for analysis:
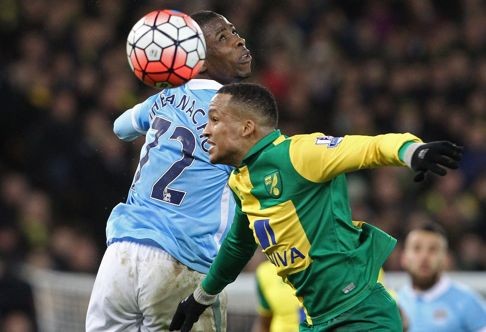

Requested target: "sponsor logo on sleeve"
[{"left": 315, "top": 136, "right": 343, "bottom": 148}]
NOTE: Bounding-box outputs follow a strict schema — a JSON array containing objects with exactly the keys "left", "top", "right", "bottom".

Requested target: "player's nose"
[
  {"left": 236, "top": 35, "right": 245, "bottom": 47},
  {"left": 202, "top": 126, "right": 210, "bottom": 137}
]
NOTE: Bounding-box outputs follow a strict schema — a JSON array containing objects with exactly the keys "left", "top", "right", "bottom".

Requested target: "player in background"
[
  {"left": 252, "top": 262, "right": 390, "bottom": 332},
  {"left": 252, "top": 260, "right": 304, "bottom": 332},
  {"left": 168, "top": 83, "right": 463, "bottom": 331},
  {"left": 86, "top": 11, "right": 252, "bottom": 332},
  {"left": 398, "top": 222, "right": 486, "bottom": 332}
]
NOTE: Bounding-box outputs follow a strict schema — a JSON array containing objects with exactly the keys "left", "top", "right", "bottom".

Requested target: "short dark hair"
[
  {"left": 416, "top": 221, "right": 447, "bottom": 237},
  {"left": 409, "top": 221, "right": 448, "bottom": 247},
  {"left": 217, "top": 83, "right": 278, "bottom": 127},
  {"left": 191, "top": 11, "right": 222, "bottom": 29}
]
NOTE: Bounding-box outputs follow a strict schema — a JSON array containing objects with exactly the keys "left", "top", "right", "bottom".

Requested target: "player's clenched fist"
[
  {"left": 169, "top": 285, "right": 217, "bottom": 332},
  {"left": 406, "top": 141, "right": 463, "bottom": 182},
  {"left": 169, "top": 294, "right": 207, "bottom": 332}
]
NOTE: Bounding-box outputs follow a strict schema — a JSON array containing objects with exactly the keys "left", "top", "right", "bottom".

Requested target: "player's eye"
[{"left": 219, "top": 34, "right": 226, "bottom": 41}]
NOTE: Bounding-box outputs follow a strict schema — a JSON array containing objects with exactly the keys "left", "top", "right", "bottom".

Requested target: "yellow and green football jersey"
[{"left": 203, "top": 130, "right": 420, "bottom": 325}]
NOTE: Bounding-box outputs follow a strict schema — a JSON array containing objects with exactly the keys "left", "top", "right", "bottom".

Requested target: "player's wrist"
[
  {"left": 193, "top": 284, "right": 218, "bottom": 305},
  {"left": 402, "top": 143, "right": 424, "bottom": 169}
]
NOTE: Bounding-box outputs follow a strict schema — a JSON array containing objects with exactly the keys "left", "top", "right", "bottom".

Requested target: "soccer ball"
[{"left": 126, "top": 9, "right": 206, "bottom": 89}]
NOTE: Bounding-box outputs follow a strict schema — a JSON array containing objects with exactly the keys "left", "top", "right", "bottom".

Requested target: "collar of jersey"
[
  {"left": 407, "top": 276, "right": 451, "bottom": 302},
  {"left": 186, "top": 79, "right": 222, "bottom": 90},
  {"left": 240, "top": 130, "right": 282, "bottom": 165}
]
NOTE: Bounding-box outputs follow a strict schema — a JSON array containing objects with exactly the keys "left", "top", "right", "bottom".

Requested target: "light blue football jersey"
[
  {"left": 398, "top": 277, "right": 486, "bottom": 332},
  {"left": 107, "top": 79, "right": 235, "bottom": 273}
]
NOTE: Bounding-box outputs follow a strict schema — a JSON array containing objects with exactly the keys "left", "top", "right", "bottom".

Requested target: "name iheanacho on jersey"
[{"left": 149, "top": 91, "right": 210, "bottom": 151}]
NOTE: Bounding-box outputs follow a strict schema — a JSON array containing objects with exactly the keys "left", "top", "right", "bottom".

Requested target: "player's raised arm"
[
  {"left": 288, "top": 133, "right": 418, "bottom": 182},
  {"left": 288, "top": 133, "right": 462, "bottom": 183},
  {"left": 113, "top": 102, "right": 150, "bottom": 141}
]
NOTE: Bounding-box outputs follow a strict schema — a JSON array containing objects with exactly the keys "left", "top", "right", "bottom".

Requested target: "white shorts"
[{"left": 86, "top": 241, "right": 227, "bottom": 332}]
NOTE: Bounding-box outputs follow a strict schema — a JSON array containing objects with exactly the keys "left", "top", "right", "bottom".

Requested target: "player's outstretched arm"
[
  {"left": 403, "top": 141, "right": 463, "bottom": 182},
  {"left": 113, "top": 102, "right": 151, "bottom": 141},
  {"left": 113, "top": 108, "right": 143, "bottom": 141},
  {"left": 169, "top": 285, "right": 217, "bottom": 332}
]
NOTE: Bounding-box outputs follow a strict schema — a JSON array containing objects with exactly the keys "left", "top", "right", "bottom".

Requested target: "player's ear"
[{"left": 241, "top": 119, "right": 255, "bottom": 137}]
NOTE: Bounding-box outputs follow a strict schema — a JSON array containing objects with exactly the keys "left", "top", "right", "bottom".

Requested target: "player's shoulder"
[
  {"left": 289, "top": 132, "right": 325, "bottom": 142},
  {"left": 287, "top": 132, "right": 337, "bottom": 161},
  {"left": 259, "top": 131, "right": 315, "bottom": 154},
  {"left": 141, "top": 91, "right": 162, "bottom": 105},
  {"left": 185, "top": 79, "right": 222, "bottom": 92},
  {"left": 447, "top": 280, "right": 483, "bottom": 300},
  {"left": 289, "top": 132, "right": 344, "bottom": 149},
  {"left": 255, "top": 133, "right": 293, "bottom": 167},
  {"left": 173, "top": 79, "right": 220, "bottom": 108}
]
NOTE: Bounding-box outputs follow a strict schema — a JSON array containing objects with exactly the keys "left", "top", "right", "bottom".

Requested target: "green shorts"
[{"left": 300, "top": 283, "right": 402, "bottom": 332}]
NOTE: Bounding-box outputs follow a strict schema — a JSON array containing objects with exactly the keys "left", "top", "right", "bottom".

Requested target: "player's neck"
[{"left": 411, "top": 273, "right": 441, "bottom": 292}]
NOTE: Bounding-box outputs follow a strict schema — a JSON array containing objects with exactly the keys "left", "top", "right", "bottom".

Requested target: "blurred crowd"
[{"left": 0, "top": 0, "right": 484, "bottom": 326}]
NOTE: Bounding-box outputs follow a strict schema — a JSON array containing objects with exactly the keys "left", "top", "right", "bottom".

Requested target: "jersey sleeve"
[
  {"left": 289, "top": 133, "right": 421, "bottom": 183},
  {"left": 113, "top": 96, "right": 155, "bottom": 141},
  {"left": 462, "top": 290, "right": 486, "bottom": 331},
  {"left": 202, "top": 205, "right": 258, "bottom": 295}
]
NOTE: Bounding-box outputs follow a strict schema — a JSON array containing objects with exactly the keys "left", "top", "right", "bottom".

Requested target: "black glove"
[
  {"left": 169, "top": 294, "right": 210, "bottom": 332},
  {"left": 411, "top": 141, "right": 463, "bottom": 182}
]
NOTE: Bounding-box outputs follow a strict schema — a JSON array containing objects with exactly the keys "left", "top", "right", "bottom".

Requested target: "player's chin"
[
  {"left": 208, "top": 148, "right": 219, "bottom": 164},
  {"left": 237, "top": 63, "right": 252, "bottom": 77}
]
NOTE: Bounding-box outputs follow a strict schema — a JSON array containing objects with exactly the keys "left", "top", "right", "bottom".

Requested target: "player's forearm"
[
  {"left": 113, "top": 107, "right": 145, "bottom": 141},
  {"left": 202, "top": 218, "right": 257, "bottom": 294},
  {"left": 202, "top": 234, "right": 257, "bottom": 294},
  {"left": 347, "top": 133, "right": 422, "bottom": 168}
]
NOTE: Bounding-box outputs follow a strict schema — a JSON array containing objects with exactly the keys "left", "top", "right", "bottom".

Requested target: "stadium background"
[{"left": 0, "top": 0, "right": 484, "bottom": 331}]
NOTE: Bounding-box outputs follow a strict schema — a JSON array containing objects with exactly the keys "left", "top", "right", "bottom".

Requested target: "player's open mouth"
[
  {"left": 239, "top": 51, "right": 252, "bottom": 64},
  {"left": 207, "top": 140, "right": 216, "bottom": 149}
]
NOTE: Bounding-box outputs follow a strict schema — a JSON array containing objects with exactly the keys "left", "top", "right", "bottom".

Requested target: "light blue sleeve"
[
  {"left": 113, "top": 95, "right": 156, "bottom": 141},
  {"left": 462, "top": 291, "right": 486, "bottom": 331}
]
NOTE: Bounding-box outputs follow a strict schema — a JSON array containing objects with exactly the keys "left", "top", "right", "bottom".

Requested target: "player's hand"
[
  {"left": 411, "top": 141, "right": 463, "bottom": 182},
  {"left": 169, "top": 294, "right": 209, "bottom": 332}
]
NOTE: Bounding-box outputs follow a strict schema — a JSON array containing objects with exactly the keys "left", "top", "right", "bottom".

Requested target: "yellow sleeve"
[{"left": 289, "top": 133, "right": 421, "bottom": 182}]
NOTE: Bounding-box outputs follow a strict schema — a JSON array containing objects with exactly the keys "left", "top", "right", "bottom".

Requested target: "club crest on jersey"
[
  {"left": 264, "top": 171, "right": 282, "bottom": 198},
  {"left": 315, "top": 136, "right": 343, "bottom": 148}
]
